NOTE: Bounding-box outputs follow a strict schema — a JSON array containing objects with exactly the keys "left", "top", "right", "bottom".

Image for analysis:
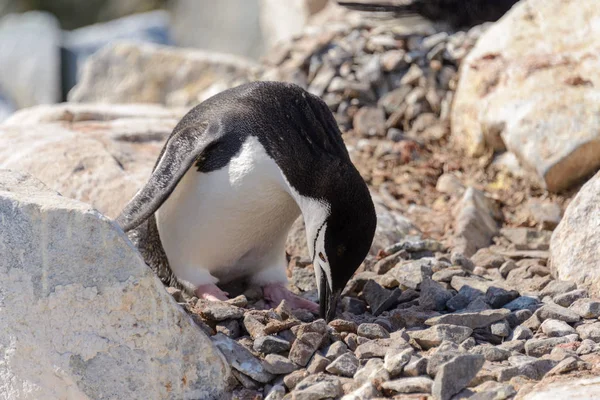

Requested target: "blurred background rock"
[{"left": 0, "top": 0, "right": 329, "bottom": 120}]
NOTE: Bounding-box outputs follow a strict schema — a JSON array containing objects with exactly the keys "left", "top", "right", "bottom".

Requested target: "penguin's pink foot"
[
  {"left": 262, "top": 282, "right": 319, "bottom": 313},
  {"left": 195, "top": 284, "right": 229, "bottom": 301}
]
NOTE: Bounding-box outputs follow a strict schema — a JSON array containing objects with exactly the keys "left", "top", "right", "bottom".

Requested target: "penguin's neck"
[{"left": 283, "top": 182, "right": 330, "bottom": 261}]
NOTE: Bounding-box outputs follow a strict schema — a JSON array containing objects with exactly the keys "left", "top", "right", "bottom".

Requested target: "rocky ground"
[
  {"left": 161, "top": 3, "right": 599, "bottom": 400},
  {"left": 1, "top": 1, "right": 599, "bottom": 400}
]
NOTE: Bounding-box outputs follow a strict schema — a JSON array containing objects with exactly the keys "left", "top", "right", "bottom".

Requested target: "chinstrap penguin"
[{"left": 116, "top": 81, "right": 377, "bottom": 321}]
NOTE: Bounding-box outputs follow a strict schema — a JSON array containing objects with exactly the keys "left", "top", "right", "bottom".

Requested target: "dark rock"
[
  {"left": 361, "top": 280, "right": 401, "bottom": 316},
  {"left": 419, "top": 278, "right": 453, "bottom": 311},
  {"left": 446, "top": 285, "right": 484, "bottom": 311},
  {"left": 341, "top": 296, "right": 367, "bottom": 315},
  {"left": 253, "top": 335, "right": 291, "bottom": 354},
  {"left": 504, "top": 296, "right": 540, "bottom": 312},
  {"left": 216, "top": 319, "right": 241, "bottom": 338},
  {"left": 432, "top": 354, "right": 485, "bottom": 400},
  {"left": 486, "top": 287, "right": 520, "bottom": 308},
  {"left": 212, "top": 333, "right": 275, "bottom": 383}
]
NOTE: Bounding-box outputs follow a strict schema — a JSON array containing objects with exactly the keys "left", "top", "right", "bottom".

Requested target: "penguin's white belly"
[{"left": 155, "top": 136, "right": 301, "bottom": 286}]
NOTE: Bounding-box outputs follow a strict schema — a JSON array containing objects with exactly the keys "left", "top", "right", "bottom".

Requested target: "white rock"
[
  {"left": 451, "top": 0, "right": 600, "bottom": 191},
  {"left": 0, "top": 103, "right": 185, "bottom": 218},
  {"left": 69, "top": 41, "right": 261, "bottom": 107},
  {"left": 0, "top": 169, "right": 230, "bottom": 399},
  {"left": 550, "top": 171, "right": 600, "bottom": 296},
  {"left": 522, "top": 376, "right": 600, "bottom": 400}
]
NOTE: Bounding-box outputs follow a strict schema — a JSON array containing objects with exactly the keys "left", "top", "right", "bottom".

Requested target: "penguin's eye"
[{"left": 318, "top": 252, "right": 326, "bottom": 262}]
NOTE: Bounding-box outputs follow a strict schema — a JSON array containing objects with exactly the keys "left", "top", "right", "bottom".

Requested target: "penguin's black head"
[{"left": 312, "top": 170, "right": 377, "bottom": 322}]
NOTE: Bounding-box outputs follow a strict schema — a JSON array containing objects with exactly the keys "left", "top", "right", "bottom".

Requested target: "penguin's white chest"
[{"left": 155, "top": 135, "right": 301, "bottom": 286}]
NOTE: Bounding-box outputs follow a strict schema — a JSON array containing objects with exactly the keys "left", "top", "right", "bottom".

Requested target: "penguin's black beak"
[{"left": 318, "top": 268, "right": 340, "bottom": 322}]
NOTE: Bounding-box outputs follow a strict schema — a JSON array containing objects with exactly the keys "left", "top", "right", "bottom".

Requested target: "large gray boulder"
[
  {"left": 550, "top": 171, "right": 600, "bottom": 296},
  {"left": 0, "top": 169, "right": 230, "bottom": 399},
  {"left": 451, "top": 0, "right": 600, "bottom": 192}
]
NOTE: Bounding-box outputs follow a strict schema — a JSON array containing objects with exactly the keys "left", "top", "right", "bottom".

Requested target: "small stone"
[
  {"left": 504, "top": 296, "right": 539, "bottom": 311},
  {"left": 288, "top": 320, "right": 328, "bottom": 367},
  {"left": 525, "top": 337, "right": 575, "bottom": 357},
  {"left": 540, "top": 280, "right": 578, "bottom": 298},
  {"left": 264, "top": 354, "right": 299, "bottom": 375},
  {"left": 253, "top": 335, "right": 291, "bottom": 354},
  {"left": 576, "top": 322, "right": 600, "bottom": 342},
  {"left": 427, "top": 351, "right": 462, "bottom": 378},
  {"left": 198, "top": 301, "right": 245, "bottom": 321},
  {"left": 357, "top": 323, "right": 390, "bottom": 339},
  {"left": 355, "top": 338, "right": 411, "bottom": 359},
  {"left": 326, "top": 353, "right": 359, "bottom": 377},
  {"left": 341, "top": 297, "right": 367, "bottom": 315},
  {"left": 540, "top": 319, "right": 576, "bottom": 337},
  {"left": 471, "top": 248, "right": 505, "bottom": 269},
  {"left": 381, "top": 377, "right": 433, "bottom": 394},
  {"left": 325, "top": 341, "right": 349, "bottom": 360},
  {"left": 387, "top": 258, "right": 435, "bottom": 290},
  {"left": 307, "top": 353, "right": 330, "bottom": 374},
  {"left": 409, "top": 324, "right": 473, "bottom": 350},
  {"left": 397, "top": 355, "right": 425, "bottom": 379},
  {"left": 372, "top": 251, "right": 408, "bottom": 275},
  {"left": 471, "top": 345, "right": 510, "bottom": 362},
  {"left": 499, "top": 340, "right": 525, "bottom": 354},
  {"left": 361, "top": 280, "right": 401, "bottom": 316},
  {"left": 527, "top": 199, "right": 562, "bottom": 230},
  {"left": 490, "top": 320, "right": 511, "bottom": 337},
  {"left": 466, "top": 297, "right": 492, "bottom": 312},
  {"left": 353, "top": 107, "right": 386, "bottom": 137},
  {"left": 432, "top": 354, "right": 485, "bottom": 400},
  {"left": 432, "top": 267, "right": 466, "bottom": 283},
  {"left": 353, "top": 358, "right": 389, "bottom": 385},
  {"left": 344, "top": 333, "right": 358, "bottom": 351},
  {"left": 451, "top": 252, "right": 475, "bottom": 271},
  {"left": 436, "top": 173, "right": 465, "bottom": 195},
  {"left": 343, "top": 382, "right": 381, "bottom": 399},
  {"left": 419, "top": 278, "right": 453, "bottom": 311},
  {"left": 577, "top": 339, "right": 597, "bottom": 355},
  {"left": 510, "top": 326, "right": 533, "bottom": 340},
  {"left": 459, "top": 337, "right": 477, "bottom": 351},
  {"left": 496, "top": 359, "right": 557, "bottom": 382},
  {"left": 499, "top": 260, "right": 518, "bottom": 278},
  {"left": 231, "top": 372, "right": 260, "bottom": 391},
  {"left": 265, "top": 384, "right": 285, "bottom": 400},
  {"left": 227, "top": 295, "right": 249, "bottom": 308},
  {"left": 329, "top": 319, "right": 357, "bottom": 333},
  {"left": 554, "top": 289, "right": 589, "bottom": 307},
  {"left": 212, "top": 333, "right": 275, "bottom": 383},
  {"left": 283, "top": 369, "right": 308, "bottom": 390},
  {"left": 446, "top": 285, "right": 484, "bottom": 311},
  {"left": 384, "top": 348, "right": 413, "bottom": 377},
  {"left": 292, "top": 373, "right": 343, "bottom": 400},
  {"left": 486, "top": 287, "right": 520, "bottom": 309},
  {"left": 244, "top": 314, "right": 267, "bottom": 339},
  {"left": 522, "top": 314, "right": 542, "bottom": 331},
  {"left": 536, "top": 304, "right": 581, "bottom": 323},
  {"left": 569, "top": 298, "right": 600, "bottom": 319},
  {"left": 216, "top": 319, "right": 241, "bottom": 338},
  {"left": 425, "top": 309, "right": 510, "bottom": 329},
  {"left": 546, "top": 356, "right": 580, "bottom": 376}
]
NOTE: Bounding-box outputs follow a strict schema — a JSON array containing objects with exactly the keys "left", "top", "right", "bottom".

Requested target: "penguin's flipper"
[{"left": 116, "top": 122, "right": 221, "bottom": 232}]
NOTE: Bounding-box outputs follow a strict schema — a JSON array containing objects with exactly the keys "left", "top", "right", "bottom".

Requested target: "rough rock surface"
[
  {"left": 451, "top": 0, "right": 600, "bottom": 191},
  {"left": 69, "top": 41, "right": 262, "bottom": 107},
  {"left": 0, "top": 169, "right": 230, "bottom": 399},
  {"left": 550, "top": 171, "right": 600, "bottom": 296}
]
